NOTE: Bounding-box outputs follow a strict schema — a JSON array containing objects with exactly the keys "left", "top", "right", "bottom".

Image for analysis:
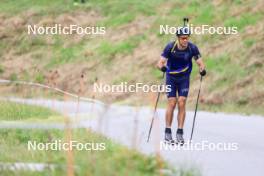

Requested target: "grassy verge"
[
  {"left": 157, "top": 95, "right": 264, "bottom": 116},
  {"left": 199, "top": 103, "right": 264, "bottom": 116},
  {"left": 0, "top": 99, "right": 172, "bottom": 175},
  {"left": 0, "top": 100, "right": 60, "bottom": 121},
  {"left": 0, "top": 128, "right": 166, "bottom": 176}
]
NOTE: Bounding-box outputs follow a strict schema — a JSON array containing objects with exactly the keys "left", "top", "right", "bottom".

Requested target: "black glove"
[
  {"left": 160, "top": 66, "right": 167, "bottom": 72},
  {"left": 200, "top": 69, "right": 206, "bottom": 76}
]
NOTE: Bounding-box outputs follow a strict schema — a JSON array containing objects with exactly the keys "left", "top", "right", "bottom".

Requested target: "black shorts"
[{"left": 166, "top": 74, "right": 190, "bottom": 98}]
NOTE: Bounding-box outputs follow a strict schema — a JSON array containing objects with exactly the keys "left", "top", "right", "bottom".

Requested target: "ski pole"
[
  {"left": 190, "top": 75, "right": 203, "bottom": 142},
  {"left": 147, "top": 72, "right": 165, "bottom": 142}
]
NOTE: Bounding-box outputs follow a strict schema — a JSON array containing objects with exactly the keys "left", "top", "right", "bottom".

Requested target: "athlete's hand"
[
  {"left": 160, "top": 66, "right": 167, "bottom": 72},
  {"left": 200, "top": 69, "right": 206, "bottom": 76}
]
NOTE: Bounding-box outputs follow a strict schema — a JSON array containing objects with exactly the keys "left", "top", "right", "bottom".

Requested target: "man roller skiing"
[{"left": 157, "top": 24, "right": 206, "bottom": 145}]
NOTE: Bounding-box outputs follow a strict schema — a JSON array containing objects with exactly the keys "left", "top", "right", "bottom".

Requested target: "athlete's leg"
[
  {"left": 165, "top": 97, "right": 177, "bottom": 128},
  {"left": 165, "top": 75, "right": 177, "bottom": 128},
  {"left": 164, "top": 75, "right": 177, "bottom": 143},
  {"left": 176, "top": 77, "right": 190, "bottom": 129},
  {"left": 177, "top": 96, "right": 187, "bottom": 129},
  {"left": 176, "top": 76, "right": 190, "bottom": 144}
]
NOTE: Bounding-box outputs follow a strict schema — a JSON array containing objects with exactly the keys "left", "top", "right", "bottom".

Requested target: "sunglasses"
[{"left": 179, "top": 36, "right": 189, "bottom": 40}]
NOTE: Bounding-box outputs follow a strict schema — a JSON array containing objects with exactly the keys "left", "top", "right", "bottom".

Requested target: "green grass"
[
  {"left": 35, "top": 72, "right": 45, "bottom": 84},
  {"left": 102, "top": 13, "right": 136, "bottom": 27},
  {"left": 21, "top": 70, "right": 31, "bottom": 81},
  {"left": 199, "top": 102, "right": 264, "bottom": 116},
  {"left": 96, "top": 0, "right": 163, "bottom": 27},
  {"left": 46, "top": 39, "right": 85, "bottom": 68},
  {"left": 0, "top": 88, "right": 193, "bottom": 176},
  {"left": 0, "top": 42, "right": 7, "bottom": 58},
  {"left": 0, "top": 101, "right": 58, "bottom": 121},
  {"left": 0, "top": 128, "right": 167, "bottom": 176},
  {"left": 113, "top": 75, "right": 134, "bottom": 84},
  {"left": 10, "top": 73, "right": 18, "bottom": 81},
  {"left": 0, "top": 65, "right": 4, "bottom": 74},
  {"left": 150, "top": 67, "right": 164, "bottom": 80},
  {"left": 224, "top": 12, "right": 262, "bottom": 31},
  {"left": 88, "top": 0, "right": 161, "bottom": 17},
  {"left": 157, "top": 96, "right": 264, "bottom": 116},
  {"left": 205, "top": 54, "right": 248, "bottom": 92},
  {"left": 169, "top": 1, "right": 215, "bottom": 25},
  {"left": 97, "top": 35, "right": 144, "bottom": 64},
  {"left": 0, "top": 98, "right": 172, "bottom": 175},
  {"left": 0, "top": 99, "right": 171, "bottom": 175},
  {"left": 205, "top": 54, "right": 230, "bottom": 72},
  {"left": 15, "top": 35, "right": 47, "bottom": 55},
  {"left": 243, "top": 38, "right": 255, "bottom": 47},
  {"left": 0, "top": 0, "right": 83, "bottom": 15},
  {"left": 0, "top": 0, "right": 263, "bottom": 116}
]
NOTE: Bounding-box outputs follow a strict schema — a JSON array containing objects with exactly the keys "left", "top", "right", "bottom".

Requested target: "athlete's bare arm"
[
  {"left": 195, "top": 58, "right": 205, "bottom": 72},
  {"left": 157, "top": 56, "right": 167, "bottom": 69}
]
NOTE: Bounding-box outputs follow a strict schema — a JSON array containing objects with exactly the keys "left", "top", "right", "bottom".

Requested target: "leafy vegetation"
[
  {"left": 0, "top": 128, "right": 167, "bottom": 176},
  {"left": 0, "top": 101, "right": 58, "bottom": 121},
  {"left": 0, "top": 0, "right": 263, "bottom": 115}
]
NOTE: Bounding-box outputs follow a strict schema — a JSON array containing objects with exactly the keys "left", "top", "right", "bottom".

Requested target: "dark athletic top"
[{"left": 161, "top": 41, "right": 201, "bottom": 77}]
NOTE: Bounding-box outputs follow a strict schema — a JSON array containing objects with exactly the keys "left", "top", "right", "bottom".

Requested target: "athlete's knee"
[
  {"left": 178, "top": 97, "right": 186, "bottom": 108},
  {"left": 168, "top": 98, "right": 177, "bottom": 109}
]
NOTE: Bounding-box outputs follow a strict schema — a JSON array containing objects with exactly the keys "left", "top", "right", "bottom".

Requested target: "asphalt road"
[{"left": 2, "top": 98, "right": 264, "bottom": 176}]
